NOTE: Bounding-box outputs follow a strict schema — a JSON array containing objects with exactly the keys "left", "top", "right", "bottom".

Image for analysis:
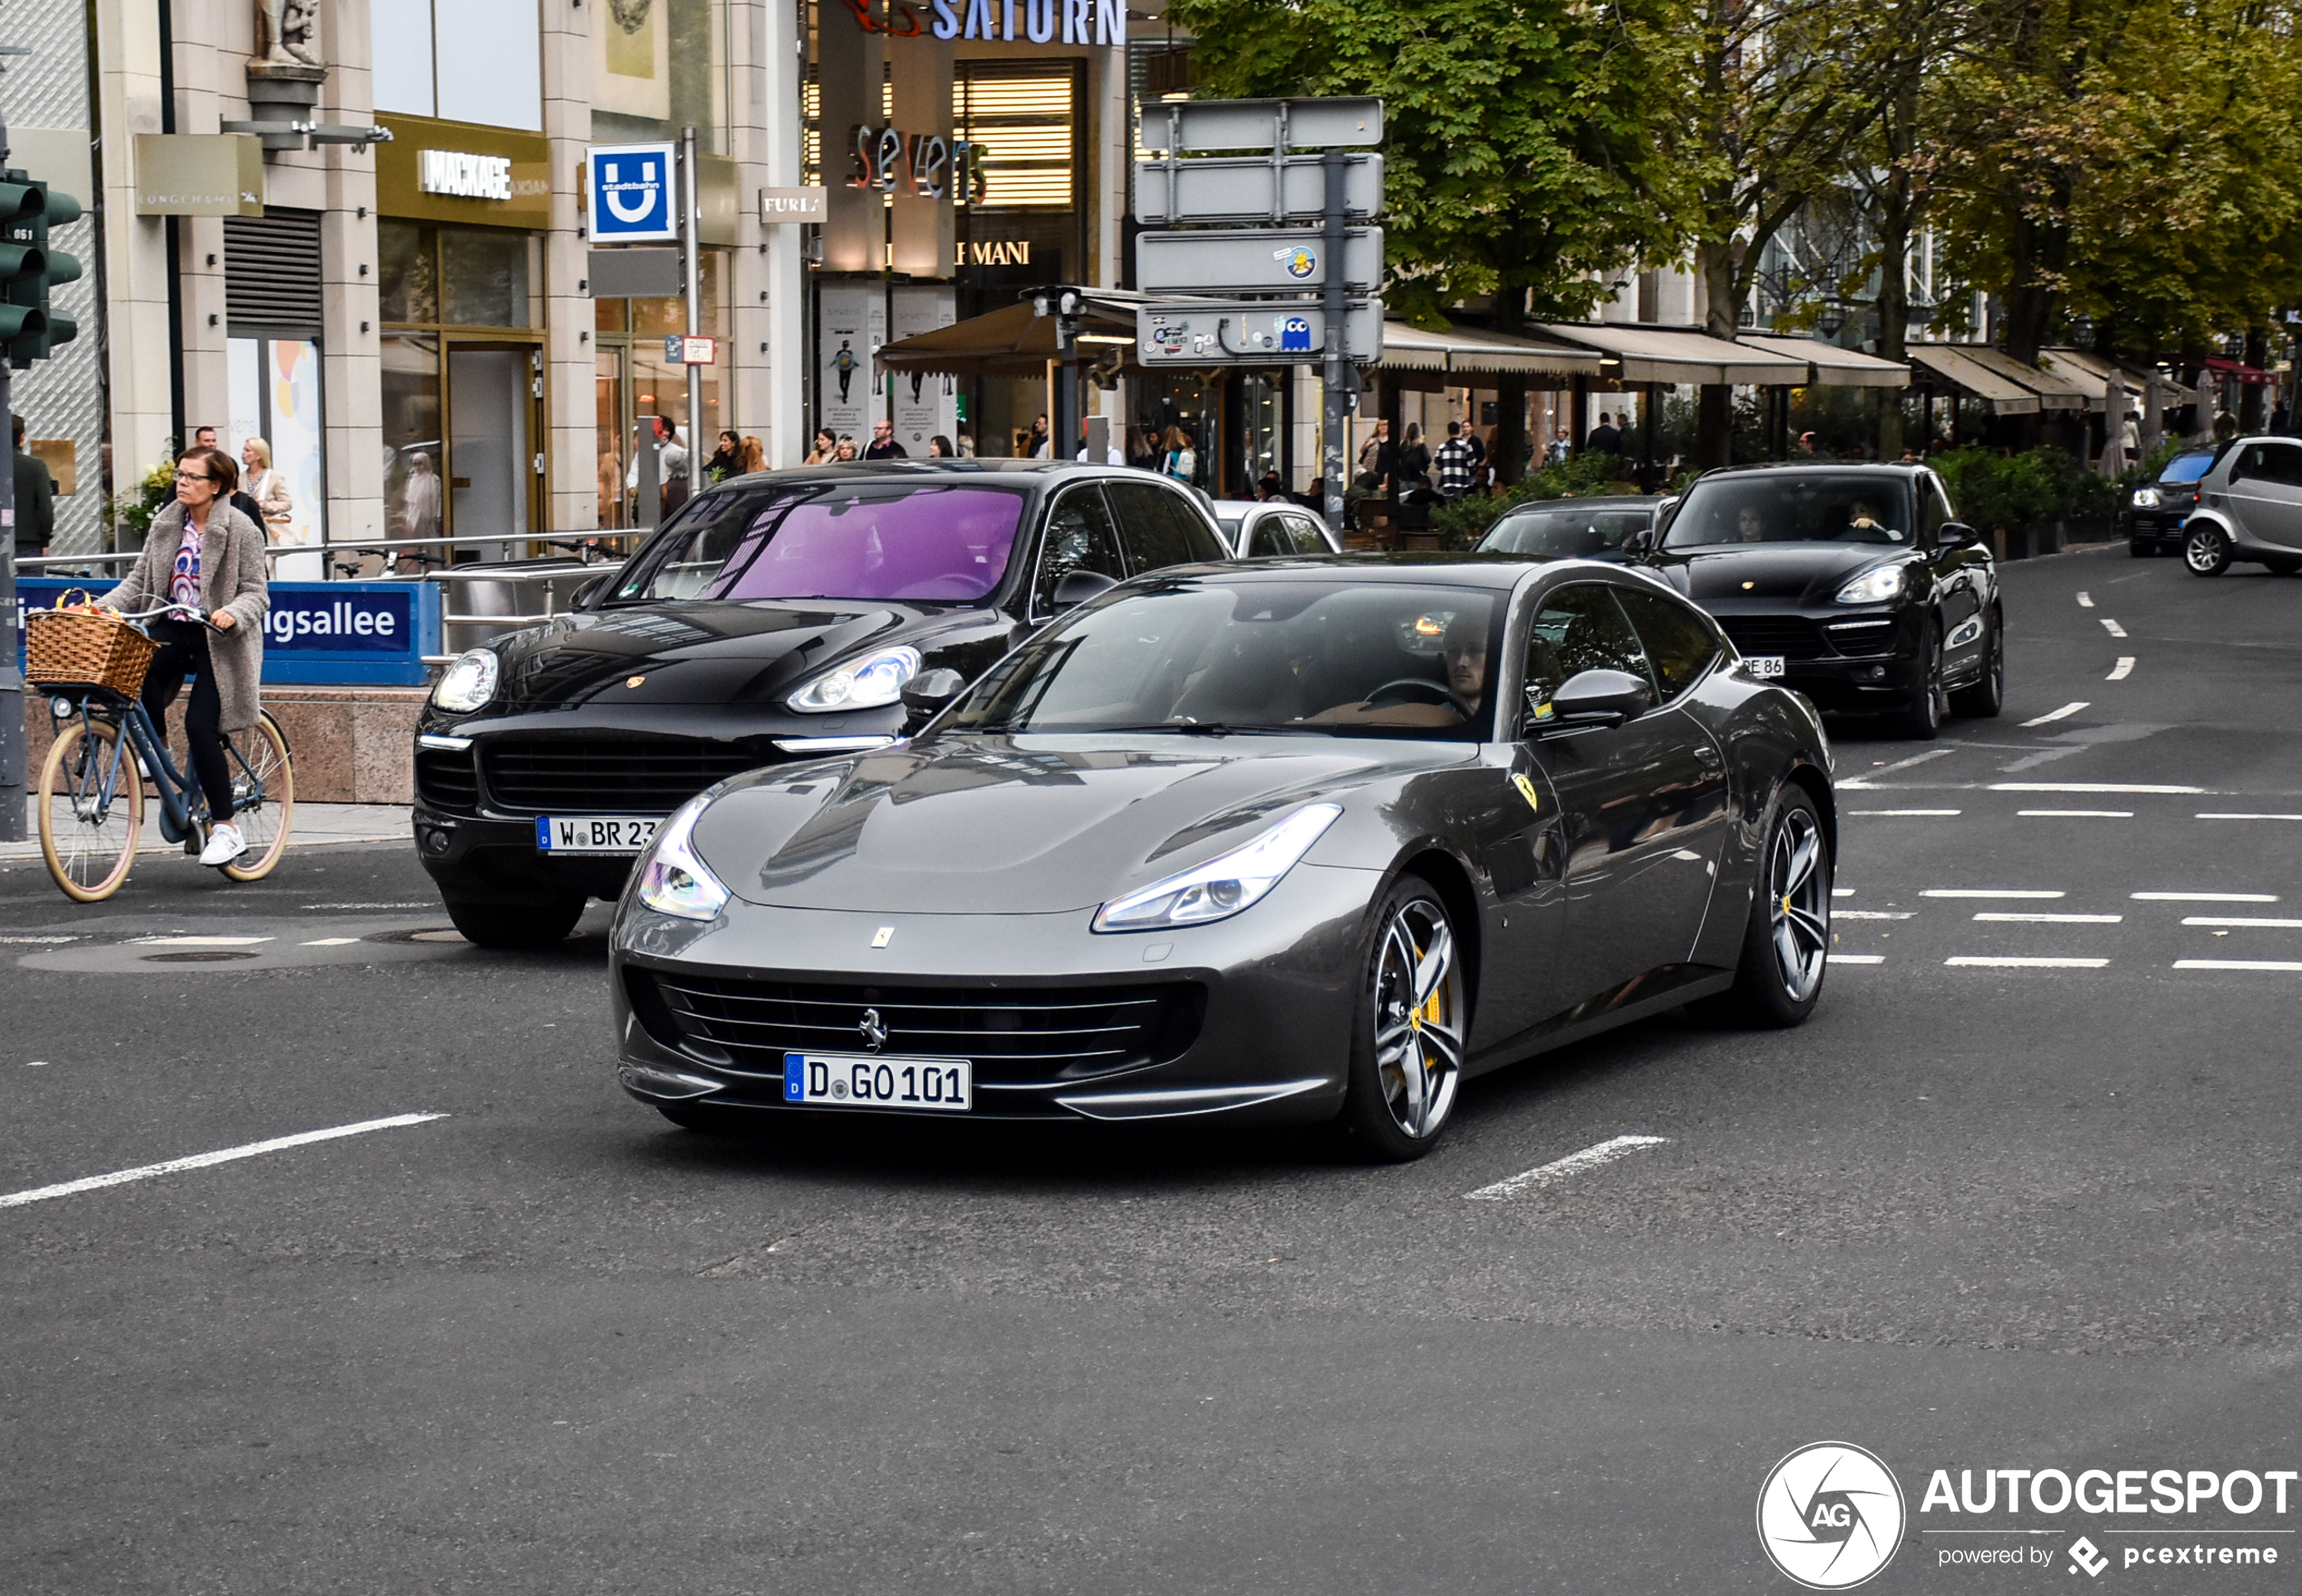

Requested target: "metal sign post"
[
  {"left": 1322, "top": 150, "right": 1349, "bottom": 531},
  {"left": 681, "top": 126, "right": 702, "bottom": 498}
]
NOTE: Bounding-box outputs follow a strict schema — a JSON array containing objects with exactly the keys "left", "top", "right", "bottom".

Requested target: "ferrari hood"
[
  {"left": 692, "top": 735, "right": 1462, "bottom": 914},
  {"left": 1650, "top": 544, "right": 1910, "bottom": 605}
]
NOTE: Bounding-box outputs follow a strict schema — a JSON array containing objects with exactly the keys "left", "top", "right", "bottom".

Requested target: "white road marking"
[
  {"left": 2076, "top": 591, "right": 2094, "bottom": 607},
  {"left": 2198, "top": 812, "right": 2302, "bottom": 822},
  {"left": 1837, "top": 911, "right": 1915, "bottom": 920},
  {"left": 1833, "top": 888, "right": 1856, "bottom": 897},
  {"left": 2018, "top": 809, "right": 2133, "bottom": 818},
  {"left": 300, "top": 937, "right": 363, "bottom": 947},
  {"left": 2174, "top": 960, "right": 2302, "bottom": 972},
  {"left": 1831, "top": 954, "right": 1887, "bottom": 964},
  {"left": 1465, "top": 1135, "right": 1668, "bottom": 1201},
  {"left": 1850, "top": 808, "right": 1962, "bottom": 817},
  {"left": 302, "top": 902, "right": 431, "bottom": 910},
  {"left": 0, "top": 935, "right": 78, "bottom": 944},
  {"left": 1990, "top": 782, "right": 2203, "bottom": 794},
  {"left": 2181, "top": 916, "right": 2302, "bottom": 928},
  {"left": 2101, "top": 617, "right": 2127, "bottom": 637},
  {"left": 0, "top": 1114, "right": 449, "bottom": 1211},
  {"left": 2134, "top": 891, "right": 2278, "bottom": 903},
  {"left": 1837, "top": 748, "right": 1959, "bottom": 788},
  {"left": 1975, "top": 912, "right": 2124, "bottom": 924},
  {"left": 1947, "top": 955, "right": 2110, "bottom": 969},
  {"left": 2107, "top": 657, "right": 2135, "bottom": 681},
  {"left": 131, "top": 935, "right": 274, "bottom": 947},
  {"left": 2021, "top": 702, "right": 2089, "bottom": 726},
  {"left": 1924, "top": 888, "right": 2065, "bottom": 899}
]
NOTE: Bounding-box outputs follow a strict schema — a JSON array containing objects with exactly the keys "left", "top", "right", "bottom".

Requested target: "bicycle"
[{"left": 29, "top": 601, "right": 295, "bottom": 903}]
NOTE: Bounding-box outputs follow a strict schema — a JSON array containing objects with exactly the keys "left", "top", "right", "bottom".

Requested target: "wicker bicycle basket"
[{"left": 26, "top": 599, "right": 160, "bottom": 697}]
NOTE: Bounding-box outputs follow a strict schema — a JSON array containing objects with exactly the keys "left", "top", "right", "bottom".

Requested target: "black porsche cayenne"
[
  {"left": 1639, "top": 462, "right": 2003, "bottom": 739},
  {"left": 411, "top": 462, "right": 1230, "bottom": 946}
]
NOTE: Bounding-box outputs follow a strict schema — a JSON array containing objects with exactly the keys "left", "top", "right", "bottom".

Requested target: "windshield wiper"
[{"left": 1068, "top": 721, "right": 1320, "bottom": 737}]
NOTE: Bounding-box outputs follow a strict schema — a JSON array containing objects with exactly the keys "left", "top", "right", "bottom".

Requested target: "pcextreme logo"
[{"left": 1757, "top": 1442, "right": 1909, "bottom": 1589}]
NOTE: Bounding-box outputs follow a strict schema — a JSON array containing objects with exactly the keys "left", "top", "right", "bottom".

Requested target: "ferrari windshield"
[
  {"left": 1478, "top": 503, "right": 1653, "bottom": 558},
  {"left": 614, "top": 482, "right": 1028, "bottom": 604},
  {"left": 1663, "top": 473, "right": 1915, "bottom": 549},
  {"left": 953, "top": 578, "right": 1505, "bottom": 740}
]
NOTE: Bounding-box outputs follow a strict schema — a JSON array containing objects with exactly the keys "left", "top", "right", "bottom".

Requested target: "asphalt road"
[{"left": 3, "top": 543, "right": 2297, "bottom": 1594}]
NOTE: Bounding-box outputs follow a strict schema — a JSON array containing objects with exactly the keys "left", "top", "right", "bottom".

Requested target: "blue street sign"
[
  {"left": 586, "top": 142, "right": 680, "bottom": 243},
  {"left": 17, "top": 578, "right": 443, "bottom": 687}
]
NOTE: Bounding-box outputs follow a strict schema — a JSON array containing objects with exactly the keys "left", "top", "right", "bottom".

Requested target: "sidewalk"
[{"left": 3, "top": 801, "right": 410, "bottom": 860}]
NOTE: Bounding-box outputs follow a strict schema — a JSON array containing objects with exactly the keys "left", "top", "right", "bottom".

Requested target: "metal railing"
[{"left": 19, "top": 527, "right": 645, "bottom": 576}]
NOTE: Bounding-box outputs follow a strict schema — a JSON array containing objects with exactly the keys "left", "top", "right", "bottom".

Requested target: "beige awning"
[
  {"left": 1536, "top": 323, "right": 1808, "bottom": 385},
  {"left": 1955, "top": 344, "right": 2092, "bottom": 411},
  {"left": 1431, "top": 324, "right": 1604, "bottom": 377},
  {"left": 1907, "top": 345, "right": 2042, "bottom": 414},
  {"left": 2044, "top": 349, "right": 2203, "bottom": 411},
  {"left": 876, "top": 295, "right": 1146, "bottom": 379},
  {"left": 1736, "top": 334, "right": 1910, "bottom": 389}
]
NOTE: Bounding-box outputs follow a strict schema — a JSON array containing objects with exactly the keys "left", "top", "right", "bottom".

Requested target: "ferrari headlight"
[
  {"left": 430, "top": 648, "right": 498, "bottom": 712},
  {"left": 1833, "top": 566, "right": 1905, "bottom": 605},
  {"left": 788, "top": 646, "right": 922, "bottom": 713},
  {"left": 636, "top": 794, "right": 730, "bottom": 921},
  {"left": 2132, "top": 487, "right": 2162, "bottom": 508},
  {"left": 1092, "top": 804, "right": 1342, "bottom": 933}
]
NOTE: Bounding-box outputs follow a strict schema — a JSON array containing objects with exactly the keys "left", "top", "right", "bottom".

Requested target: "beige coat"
[
  {"left": 247, "top": 467, "right": 294, "bottom": 530},
  {"left": 102, "top": 500, "right": 270, "bottom": 731}
]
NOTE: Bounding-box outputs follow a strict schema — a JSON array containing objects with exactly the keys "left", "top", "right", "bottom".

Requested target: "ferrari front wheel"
[{"left": 1338, "top": 874, "right": 1467, "bottom": 1161}]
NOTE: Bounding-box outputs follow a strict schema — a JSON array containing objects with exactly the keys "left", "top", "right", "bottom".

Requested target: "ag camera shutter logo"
[
  {"left": 1757, "top": 1442, "right": 1907, "bottom": 1589},
  {"left": 587, "top": 142, "right": 679, "bottom": 242}
]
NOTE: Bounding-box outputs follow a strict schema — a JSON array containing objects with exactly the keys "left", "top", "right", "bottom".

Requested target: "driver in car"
[
  {"left": 1736, "top": 504, "right": 1767, "bottom": 543},
  {"left": 1308, "top": 609, "right": 1487, "bottom": 729}
]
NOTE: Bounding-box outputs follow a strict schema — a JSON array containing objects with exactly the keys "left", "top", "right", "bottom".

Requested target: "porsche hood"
[{"left": 1649, "top": 543, "right": 1910, "bottom": 605}]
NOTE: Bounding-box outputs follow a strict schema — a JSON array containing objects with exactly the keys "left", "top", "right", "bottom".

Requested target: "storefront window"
[
  {"left": 593, "top": 253, "right": 730, "bottom": 527},
  {"left": 441, "top": 228, "right": 531, "bottom": 329},
  {"left": 381, "top": 334, "right": 444, "bottom": 549},
  {"left": 379, "top": 221, "right": 437, "bottom": 324}
]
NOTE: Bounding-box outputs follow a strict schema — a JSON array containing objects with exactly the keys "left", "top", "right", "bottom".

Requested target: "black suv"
[
  {"left": 1639, "top": 461, "right": 2002, "bottom": 739},
  {"left": 2122, "top": 446, "right": 2219, "bottom": 556},
  {"left": 411, "top": 463, "right": 1230, "bottom": 946}
]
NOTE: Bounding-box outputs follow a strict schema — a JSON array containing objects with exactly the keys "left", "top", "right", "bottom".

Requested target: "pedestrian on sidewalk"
[
  {"left": 14, "top": 414, "right": 54, "bottom": 560},
  {"left": 1433, "top": 421, "right": 1475, "bottom": 499},
  {"left": 99, "top": 444, "right": 269, "bottom": 866}
]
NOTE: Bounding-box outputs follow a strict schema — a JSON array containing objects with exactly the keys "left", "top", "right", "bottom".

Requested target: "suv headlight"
[
  {"left": 2132, "top": 487, "right": 2162, "bottom": 508},
  {"left": 636, "top": 794, "right": 730, "bottom": 921},
  {"left": 788, "top": 646, "right": 922, "bottom": 713},
  {"left": 430, "top": 648, "right": 498, "bottom": 712},
  {"left": 1092, "top": 804, "right": 1342, "bottom": 933},
  {"left": 1833, "top": 565, "right": 1905, "bottom": 605}
]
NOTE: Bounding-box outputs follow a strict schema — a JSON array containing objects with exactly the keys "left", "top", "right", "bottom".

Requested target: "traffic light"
[{"left": 0, "top": 169, "right": 81, "bottom": 368}]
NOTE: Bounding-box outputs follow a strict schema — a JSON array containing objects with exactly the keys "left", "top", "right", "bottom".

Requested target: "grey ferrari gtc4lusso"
[{"left": 610, "top": 556, "right": 1836, "bottom": 1159}]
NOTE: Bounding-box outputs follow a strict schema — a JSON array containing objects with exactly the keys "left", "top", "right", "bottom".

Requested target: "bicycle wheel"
[
  {"left": 221, "top": 711, "right": 295, "bottom": 882},
  {"left": 38, "top": 719, "right": 142, "bottom": 902}
]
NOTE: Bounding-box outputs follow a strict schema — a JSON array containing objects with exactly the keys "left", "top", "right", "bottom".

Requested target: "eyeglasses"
[{"left": 174, "top": 471, "right": 216, "bottom": 485}]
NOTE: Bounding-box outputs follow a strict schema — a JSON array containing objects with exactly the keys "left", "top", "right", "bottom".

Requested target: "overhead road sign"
[
  {"left": 1138, "top": 97, "right": 1383, "bottom": 153},
  {"left": 1136, "top": 227, "right": 1383, "bottom": 295},
  {"left": 586, "top": 142, "right": 678, "bottom": 242},
  {"left": 586, "top": 247, "right": 681, "bottom": 299},
  {"left": 1139, "top": 301, "right": 1384, "bottom": 366},
  {"left": 1134, "top": 154, "right": 1383, "bottom": 227}
]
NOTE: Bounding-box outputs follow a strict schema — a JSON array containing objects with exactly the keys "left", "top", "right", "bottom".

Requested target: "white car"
[
  {"left": 1211, "top": 499, "right": 1344, "bottom": 559},
  {"left": 2178, "top": 437, "right": 2302, "bottom": 576}
]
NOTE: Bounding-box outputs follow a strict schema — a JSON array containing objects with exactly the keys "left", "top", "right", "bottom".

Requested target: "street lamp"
[{"left": 1816, "top": 300, "right": 1847, "bottom": 339}]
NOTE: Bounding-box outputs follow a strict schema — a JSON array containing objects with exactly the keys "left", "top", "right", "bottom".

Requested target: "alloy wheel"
[
  {"left": 1369, "top": 895, "right": 1465, "bottom": 1141},
  {"left": 1767, "top": 806, "right": 1829, "bottom": 1002},
  {"left": 2185, "top": 526, "right": 2230, "bottom": 576}
]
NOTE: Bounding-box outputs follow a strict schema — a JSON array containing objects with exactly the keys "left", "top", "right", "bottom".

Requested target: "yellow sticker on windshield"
[
  {"left": 1513, "top": 774, "right": 1542, "bottom": 812},
  {"left": 1533, "top": 701, "right": 1555, "bottom": 721}
]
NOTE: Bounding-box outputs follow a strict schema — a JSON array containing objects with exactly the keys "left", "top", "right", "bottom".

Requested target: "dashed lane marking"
[
  {"left": 1465, "top": 1135, "right": 1668, "bottom": 1202},
  {"left": 1837, "top": 911, "right": 1914, "bottom": 920},
  {"left": 301, "top": 937, "right": 363, "bottom": 947},
  {"left": 1990, "top": 783, "right": 2204, "bottom": 795},
  {"left": 1833, "top": 888, "right": 1856, "bottom": 898},
  {"left": 2076, "top": 591, "right": 2095, "bottom": 607},
  {"left": 2108, "top": 657, "right": 2135, "bottom": 681},
  {"left": 0, "top": 936, "right": 77, "bottom": 944},
  {"left": 130, "top": 935, "right": 273, "bottom": 947},
  {"left": 1837, "top": 748, "right": 1958, "bottom": 789},
  {"left": 1975, "top": 912, "right": 2123, "bottom": 924},
  {"left": 2018, "top": 809, "right": 2133, "bottom": 818},
  {"left": 1924, "top": 889, "right": 2065, "bottom": 899},
  {"left": 2101, "top": 617, "right": 2128, "bottom": 637},
  {"left": 1947, "top": 955, "right": 2110, "bottom": 969},
  {"left": 2174, "top": 961, "right": 2302, "bottom": 972},
  {"left": 2021, "top": 702, "right": 2089, "bottom": 727},
  {"left": 2181, "top": 917, "right": 2302, "bottom": 929},
  {"left": 1831, "top": 954, "right": 1887, "bottom": 964},
  {"left": 0, "top": 1114, "right": 449, "bottom": 1211},
  {"left": 301, "top": 903, "right": 433, "bottom": 911},
  {"left": 2135, "top": 892, "right": 2278, "bottom": 903},
  {"left": 2198, "top": 813, "right": 2302, "bottom": 822},
  {"left": 1850, "top": 808, "right": 1962, "bottom": 817}
]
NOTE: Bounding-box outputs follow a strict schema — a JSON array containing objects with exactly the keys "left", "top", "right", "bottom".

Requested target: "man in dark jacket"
[
  {"left": 1585, "top": 411, "right": 1623, "bottom": 459},
  {"left": 14, "top": 414, "right": 54, "bottom": 559}
]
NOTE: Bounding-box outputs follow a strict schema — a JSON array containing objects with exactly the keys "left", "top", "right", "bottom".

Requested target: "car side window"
[
  {"left": 1285, "top": 513, "right": 1331, "bottom": 553},
  {"left": 1244, "top": 514, "right": 1293, "bottom": 557},
  {"left": 1921, "top": 476, "right": 1951, "bottom": 542},
  {"left": 1030, "top": 485, "right": 1127, "bottom": 616},
  {"left": 2260, "top": 444, "right": 2302, "bottom": 487},
  {"left": 1613, "top": 586, "right": 1722, "bottom": 702},
  {"left": 1106, "top": 479, "right": 1228, "bottom": 575},
  {"left": 1523, "top": 583, "right": 1654, "bottom": 708}
]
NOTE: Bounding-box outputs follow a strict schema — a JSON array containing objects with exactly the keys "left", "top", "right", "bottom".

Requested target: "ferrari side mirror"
[{"left": 1540, "top": 668, "right": 1655, "bottom": 732}]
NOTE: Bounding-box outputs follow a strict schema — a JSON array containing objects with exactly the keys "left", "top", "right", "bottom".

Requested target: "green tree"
[{"left": 1167, "top": 0, "right": 1710, "bottom": 479}]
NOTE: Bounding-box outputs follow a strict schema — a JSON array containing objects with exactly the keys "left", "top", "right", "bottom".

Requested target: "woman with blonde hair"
[
  {"left": 240, "top": 435, "right": 293, "bottom": 542},
  {"left": 738, "top": 434, "right": 767, "bottom": 474}
]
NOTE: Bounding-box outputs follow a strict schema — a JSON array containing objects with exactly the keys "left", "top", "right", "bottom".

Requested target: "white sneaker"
[{"left": 198, "top": 823, "right": 247, "bottom": 866}]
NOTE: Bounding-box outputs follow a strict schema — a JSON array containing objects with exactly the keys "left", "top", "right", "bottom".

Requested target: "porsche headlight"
[
  {"left": 2132, "top": 487, "right": 2162, "bottom": 508},
  {"left": 430, "top": 648, "right": 499, "bottom": 712},
  {"left": 1833, "top": 565, "right": 1905, "bottom": 605},
  {"left": 1091, "top": 804, "right": 1342, "bottom": 933},
  {"left": 788, "top": 646, "right": 922, "bottom": 713},
  {"left": 636, "top": 794, "right": 730, "bottom": 921}
]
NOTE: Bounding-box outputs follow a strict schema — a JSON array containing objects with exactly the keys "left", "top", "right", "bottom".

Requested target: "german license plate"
[
  {"left": 1744, "top": 655, "right": 1787, "bottom": 679},
  {"left": 784, "top": 1052, "right": 972, "bottom": 1112},
  {"left": 536, "top": 815, "right": 661, "bottom": 854}
]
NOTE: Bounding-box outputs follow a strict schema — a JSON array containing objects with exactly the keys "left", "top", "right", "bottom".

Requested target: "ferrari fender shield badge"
[{"left": 1513, "top": 774, "right": 1542, "bottom": 813}]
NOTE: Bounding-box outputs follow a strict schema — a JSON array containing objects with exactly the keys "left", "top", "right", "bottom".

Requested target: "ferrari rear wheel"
[
  {"left": 1338, "top": 874, "right": 1466, "bottom": 1161},
  {"left": 1696, "top": 786, "right": 1831, "bottom": 1029}
]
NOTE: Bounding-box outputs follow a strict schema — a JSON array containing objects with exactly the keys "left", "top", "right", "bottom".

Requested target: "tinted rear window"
[{"left": 2160, "top": 451, "right": 2217, "bottom": 485}]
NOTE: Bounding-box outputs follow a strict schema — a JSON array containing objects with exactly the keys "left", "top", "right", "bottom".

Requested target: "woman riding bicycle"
[{"left": 101, "top": 444, "right": 269, "bottom": 866}]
